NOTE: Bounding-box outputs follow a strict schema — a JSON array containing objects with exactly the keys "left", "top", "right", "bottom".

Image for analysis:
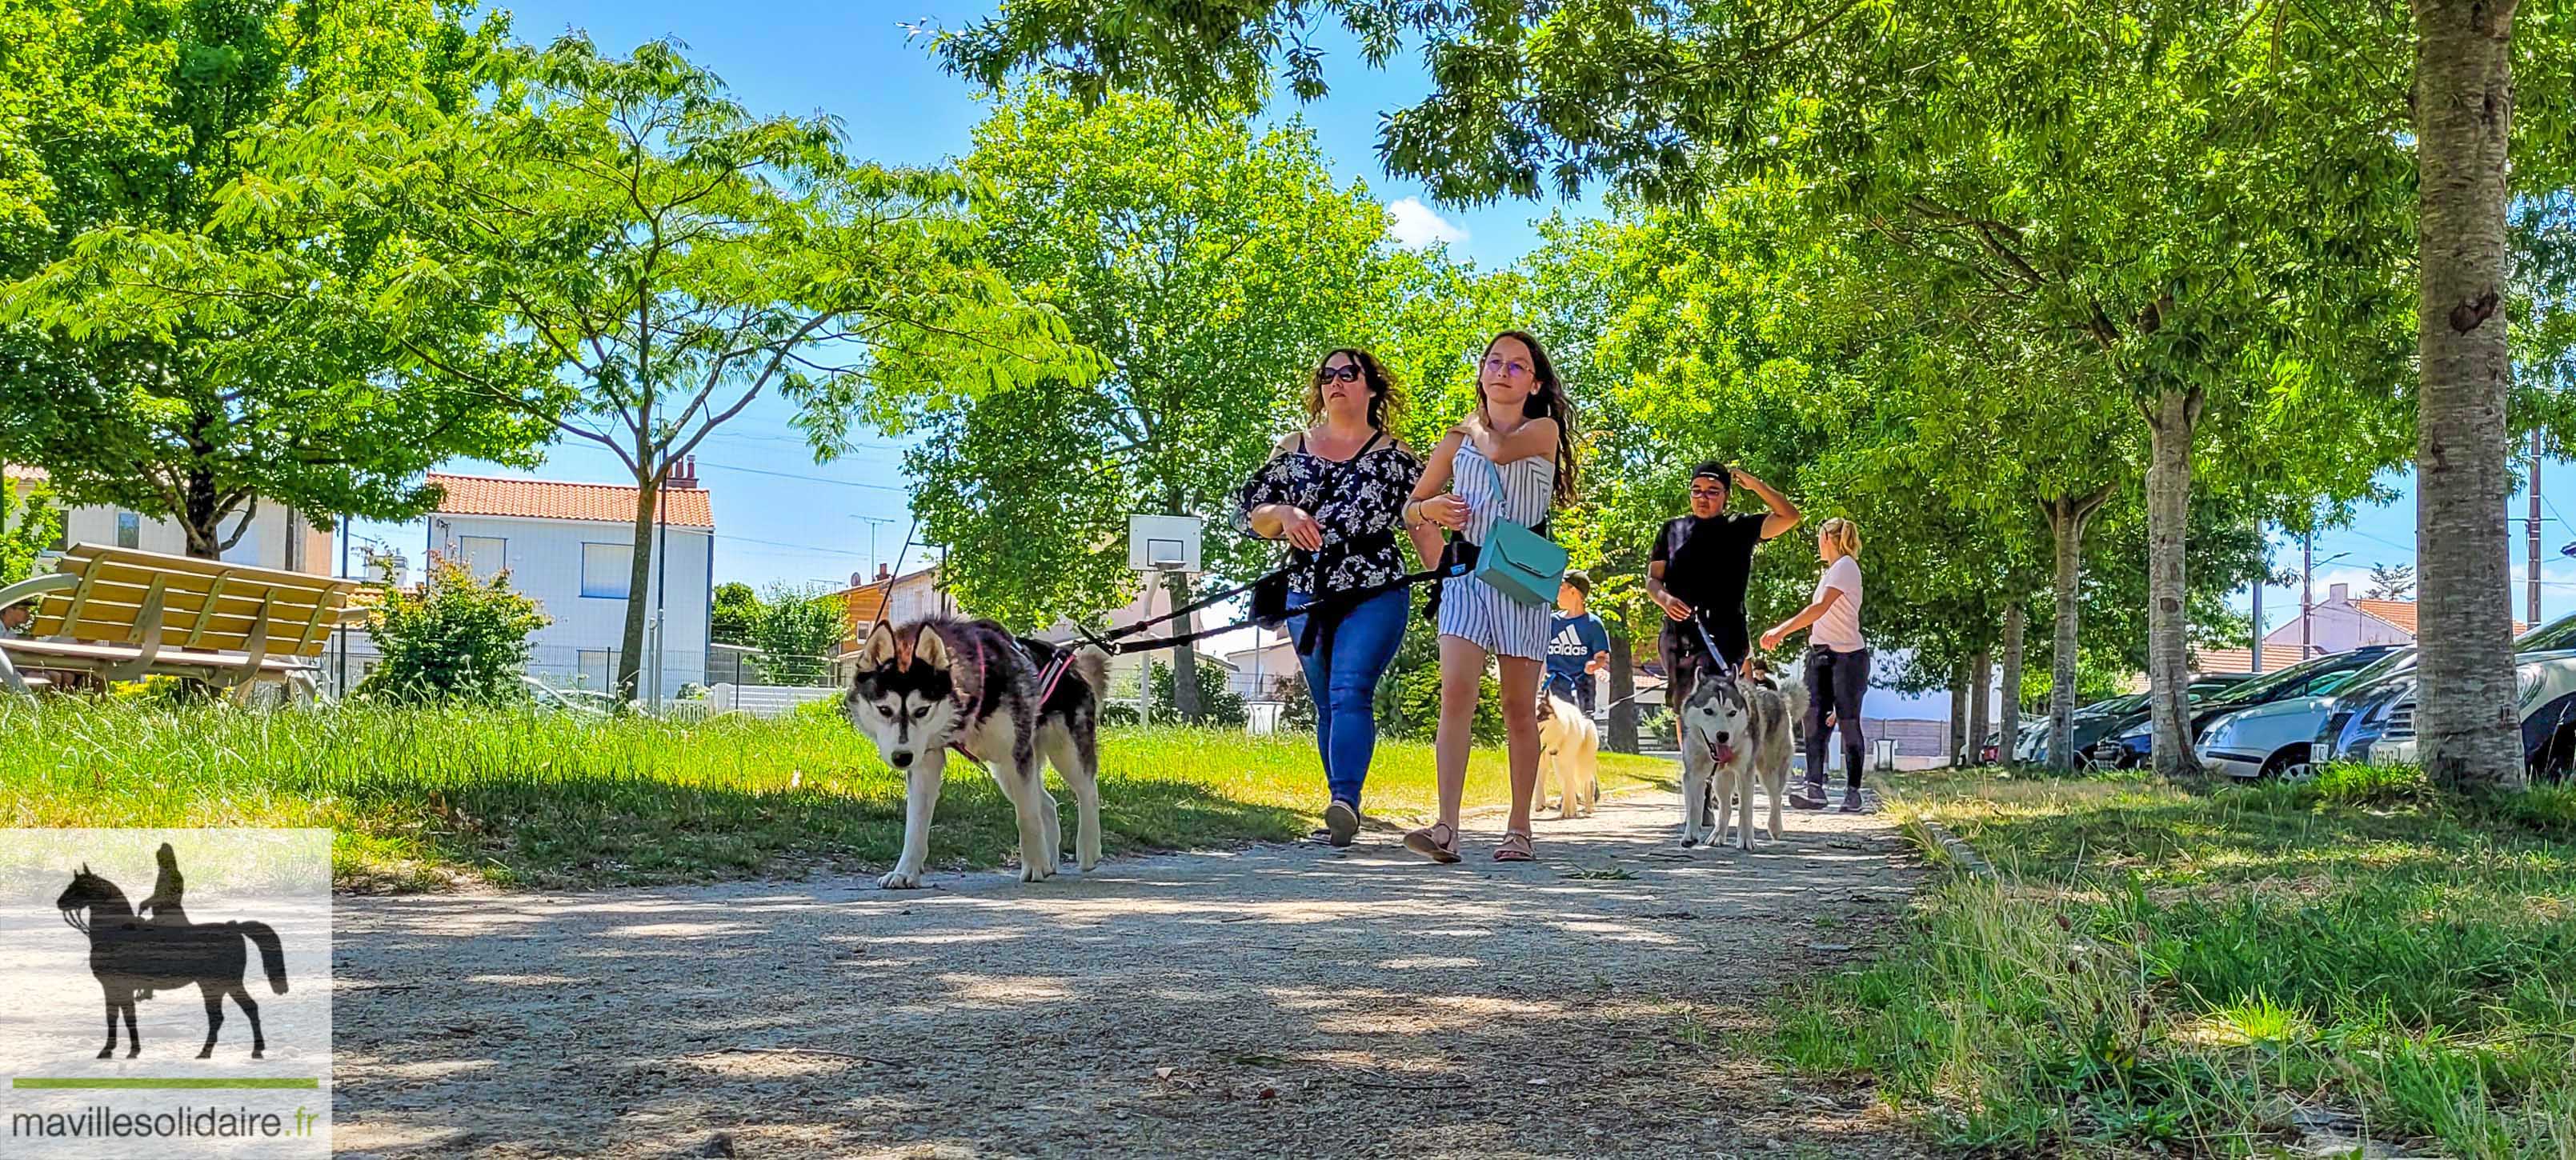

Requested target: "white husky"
[{"left": 1535, "top": 690, "right": 1600, "bottom": 819}]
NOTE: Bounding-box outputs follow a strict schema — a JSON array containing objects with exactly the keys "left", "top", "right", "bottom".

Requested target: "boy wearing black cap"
[
  {"left": 1645, "top": 462, "right": 1801, "bottom": 722},
  {"left": 1545, "top": 570, "right": 1611, "bottom": 715}
]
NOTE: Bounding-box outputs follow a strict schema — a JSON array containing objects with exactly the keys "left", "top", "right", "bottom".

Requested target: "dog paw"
[
  {"left": 1019, "top": 862, "right": 1055, "bottom": 883},
  {"left": 878, "top": 869, "right": 924, "bottom": 890},
  {"left": 1679, "top": 835, "right": 1699, "bottom": 848}
]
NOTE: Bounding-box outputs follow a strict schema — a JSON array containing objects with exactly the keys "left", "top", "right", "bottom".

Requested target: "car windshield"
[
  {"left": 2326, "top": 648, "right": 2416, "bottom": 694},
  {"left": 2518, "top": 613, "right": 2576, "bottom": 653},
  {"left": 2209, "top": 651, "right": 2374, "bottom": 706},
  {"left": 2082, "top": 694, "right": 2147, "bottom": 716}
]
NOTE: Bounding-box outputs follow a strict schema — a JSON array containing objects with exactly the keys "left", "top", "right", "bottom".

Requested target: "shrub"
[
  {"left": 749, "top": 583, "right": 843, "bottom": 685},
  {"left": 1, "top": 477, "right": 62, "bottom": 590},
  {"left": 1274, "top": 670, "right": 1317, "bottom": 732},
  {"left": 356, "top": 555, "right": 548, "bottom": 704},
  {"left": 710, "top": 582, "right": 760, "bottom": 646},
  {"left": 1148, "top": 658, "right": 1248, "bottom": 726}
]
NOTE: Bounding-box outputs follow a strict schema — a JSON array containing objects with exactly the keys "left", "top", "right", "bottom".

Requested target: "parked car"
[
  {"left": 2015, "top": 693, "right": 2148, "bottom": 766},
  {"left": 2092, "top": 646, "right": 2402, "bottom": 769},
  {"left": 2326, "top": 613, "right": 2576, "bottom": 778},
  {"left": 2197, "top": 647, "right": 2416, "bottom": 779}
]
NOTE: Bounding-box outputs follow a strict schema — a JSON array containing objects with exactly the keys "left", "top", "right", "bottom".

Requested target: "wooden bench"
[{"left": 0, "top": 544, "right": 369, "bottom": 701}]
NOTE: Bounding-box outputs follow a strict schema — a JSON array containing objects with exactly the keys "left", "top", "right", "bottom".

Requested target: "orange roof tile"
[
  {"left": 2192, "top": 643, "right": 2315, "bottom": 674},
  {"left": 2350, "top": 598, "right": 2418, "bottom": 635},
  {"left": 426, "top": 473, "right": 713, "bottom": 530},
  {"left": 2, "top": 463, "right": 46, "bottom": 482}
]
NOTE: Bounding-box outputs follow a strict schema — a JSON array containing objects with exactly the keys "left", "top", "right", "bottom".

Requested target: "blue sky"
[{"left": 352, "top": 1, "right": 2576, "bottom": 635}]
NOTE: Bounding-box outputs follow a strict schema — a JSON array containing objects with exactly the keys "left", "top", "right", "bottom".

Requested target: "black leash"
[{"left": 1070, "top": 562, "right": 1465, "bottom": 657}]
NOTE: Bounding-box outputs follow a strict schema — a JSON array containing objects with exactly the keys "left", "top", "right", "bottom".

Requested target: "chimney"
[
  {"left": 667, "top": 455, "right": 698, "bottom": 490},
  {"left": 877, "top": 562, "right": 892, "bottom": 582},
  {"left": 2330, "top": 582, "right": 2350, "bottom": 604}
]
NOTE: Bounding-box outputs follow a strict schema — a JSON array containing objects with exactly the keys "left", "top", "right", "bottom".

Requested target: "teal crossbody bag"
[{"left": 1469, "top": 449, "right": 1568, "bottom": 606}]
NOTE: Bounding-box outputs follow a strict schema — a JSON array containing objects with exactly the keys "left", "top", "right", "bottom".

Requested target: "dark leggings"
[{"left": 1803, "top": 646, "right": 1870, "bottom": 790}]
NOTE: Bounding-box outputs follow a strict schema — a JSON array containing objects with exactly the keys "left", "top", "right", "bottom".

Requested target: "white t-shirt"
[{"left": 1810, "top": 555, "right": 1865, "bottom": 652}]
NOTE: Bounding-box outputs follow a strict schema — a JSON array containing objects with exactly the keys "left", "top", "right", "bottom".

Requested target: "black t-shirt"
[{"left": 1650, "top": 512, "right": 1769, "bottom": 619}]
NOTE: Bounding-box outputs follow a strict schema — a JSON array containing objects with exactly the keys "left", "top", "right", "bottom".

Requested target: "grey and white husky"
[
  {"left": 1678, "top": 669, "right": 1795, "bottom": 850},
  {"left": 845, "top": 618, "right": 1110, "bottom": 889}
]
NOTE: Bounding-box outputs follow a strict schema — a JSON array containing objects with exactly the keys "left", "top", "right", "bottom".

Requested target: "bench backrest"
[{"left": 25, "top": 544, "right": 365, "bottom": 659}]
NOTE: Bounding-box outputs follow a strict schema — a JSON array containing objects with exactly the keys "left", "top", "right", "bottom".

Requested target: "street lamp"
[{"left": 2301, "top": 539, "right": 2354, "bottom": 658}]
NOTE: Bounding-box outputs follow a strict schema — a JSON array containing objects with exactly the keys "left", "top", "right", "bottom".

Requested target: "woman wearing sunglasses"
[
  {"left": 1237, "top": 348, "right": 1441, "bottom": 846},
  {"left": 1396, "top": 330, "right": 1580, "bottom": 863}
]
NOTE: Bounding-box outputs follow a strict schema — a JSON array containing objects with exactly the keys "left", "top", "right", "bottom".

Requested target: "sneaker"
[
  {"left": 1837, "top": 789, "right": 1867, "bottom": 814},
  {"left": 1324, "top": 800, "right": 1360, "bottom": 848},
  {"left": 1788, "top": 785, "right": 1830, "bottom": 810}
]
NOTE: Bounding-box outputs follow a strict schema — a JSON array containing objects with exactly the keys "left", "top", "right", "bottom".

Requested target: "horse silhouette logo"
[{"left": 52, "top": 842, "right": 289, "bottom": 1059}]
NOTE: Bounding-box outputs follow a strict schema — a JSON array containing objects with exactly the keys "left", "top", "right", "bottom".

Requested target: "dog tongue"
[{"left": 1714, "top": 744, "right": 1736, "bottom": 764}]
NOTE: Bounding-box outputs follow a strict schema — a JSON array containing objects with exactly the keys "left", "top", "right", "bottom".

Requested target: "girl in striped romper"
[{"left": 1396, "top": 330, "right": 1581, "bottom": 863}]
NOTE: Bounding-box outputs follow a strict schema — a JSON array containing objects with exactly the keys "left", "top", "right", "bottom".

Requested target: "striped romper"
[{"left": 1436, "top": 439, "right": 1557, "bottom": 661}]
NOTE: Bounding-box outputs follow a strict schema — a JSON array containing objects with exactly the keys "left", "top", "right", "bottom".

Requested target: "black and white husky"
[
  {"left": 845, "top": 618, "right": 1110, "bottom": 889},
  {"left": 1677, "top": 669, "right": 1794, "bottom": 850}
]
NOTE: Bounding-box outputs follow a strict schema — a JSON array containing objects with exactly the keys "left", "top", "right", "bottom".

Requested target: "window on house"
[
  {"left": 114, "top": 511, "right": 139, "bottom": 550},
  {"left": 456, "top": 535, "right": 506, "bottom": 579},
  {"left": 581, "top": 542, "right": 633, "bottom": 599}
]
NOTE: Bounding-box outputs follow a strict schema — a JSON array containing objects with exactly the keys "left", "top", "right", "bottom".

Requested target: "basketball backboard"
[{"left": 1128, "top": 514, "right": 1203, "bottom": 572}]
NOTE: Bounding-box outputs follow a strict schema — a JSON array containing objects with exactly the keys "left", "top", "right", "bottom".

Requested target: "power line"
[{"left": 693, "top": 458, "right": 913, "bottom": 494}]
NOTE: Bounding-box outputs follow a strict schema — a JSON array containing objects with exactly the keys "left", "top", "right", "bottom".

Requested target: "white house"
[
  {"left": 5, "top": 464, "right": 335, "bottom": 574},
  {"left": 415, "top": 466, "right": 714, "bottom": 699}
]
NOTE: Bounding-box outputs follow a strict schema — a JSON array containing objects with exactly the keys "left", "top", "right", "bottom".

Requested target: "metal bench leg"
[{"left": 0, "top": 574, "right": 78, "bottom": 698}]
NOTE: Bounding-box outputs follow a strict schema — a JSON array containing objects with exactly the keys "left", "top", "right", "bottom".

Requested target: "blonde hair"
[{"left": 1821, "top": 518, "right": 1861, "bottom": 558}]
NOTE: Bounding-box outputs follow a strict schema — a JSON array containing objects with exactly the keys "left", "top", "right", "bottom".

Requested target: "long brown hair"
[
  {"left": 1478, "top": 330, "right": 1580, "bottom": 505},
  {"left": 1304, "top": 347, "right": 1404, "bottom": 432}
]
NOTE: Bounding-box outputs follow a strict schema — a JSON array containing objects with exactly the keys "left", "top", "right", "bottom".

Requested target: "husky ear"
[
  {"left": 863, "top": 621, "right": 901, "bottom": 668},
  {"left": 913, "top": 624, "right": 951, "bottom": 670}
]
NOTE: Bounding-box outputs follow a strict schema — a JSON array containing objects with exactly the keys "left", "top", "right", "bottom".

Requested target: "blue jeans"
[{"left": 1288, "top": 588, "right": 1409, "bottom": 809}]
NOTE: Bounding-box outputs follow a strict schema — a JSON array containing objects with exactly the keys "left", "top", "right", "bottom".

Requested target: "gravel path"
[{"left": 333, "top": 785, "right": 1927, "bottom": 1158}]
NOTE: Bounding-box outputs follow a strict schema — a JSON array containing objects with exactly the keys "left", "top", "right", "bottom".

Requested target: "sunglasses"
[
  {"left": 1689, "top": 486, "right": 1728, "bottom": 500},
  {"left": 1316, "top": 363, "right": 1363, "bottom": 384},
  {"left": 1480, "top": 355, "right": 1534, "bottom": 379}
]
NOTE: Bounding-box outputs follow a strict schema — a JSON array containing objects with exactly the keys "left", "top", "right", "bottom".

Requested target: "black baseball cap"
[
  {"left": 1562, "top": 570, "right": 1592, "bottom": 596},
  {"left": 1691, "top": 462, "right": 1731, "bottom": 488}
]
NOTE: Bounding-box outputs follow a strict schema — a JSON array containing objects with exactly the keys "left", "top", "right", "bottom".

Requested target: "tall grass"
[
  {"left": 1773, "top": 765, "right": 2576, "bottom": 1157},
  {"left": 0, "top": 699, "right": 1673, "bottom": 890}
]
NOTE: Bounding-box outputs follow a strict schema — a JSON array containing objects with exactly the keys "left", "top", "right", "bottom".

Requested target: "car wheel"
[{"left": 2259, "top": 746, "right": 2313, "bottom": 782}]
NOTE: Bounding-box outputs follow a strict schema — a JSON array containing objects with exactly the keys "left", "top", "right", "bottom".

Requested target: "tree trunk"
[
  {"left": 615, "top": 473, "right": 659, "bottom": 706},
  {"left": 2414, "top": 0, "right": 2526, "bottom": 788},
  {"left": 1969, "top": 649, "right": 1993, "bottom": 766},
  {"left": 1949, "top": 658, "right": 1969, "bottom": 766},
  {"left": 2043, "top": 490, "right": 2110, "bottom": 770},
  {"left": 2000, "top": 603, "right": 2025, "bottom": 765},
  {"left": 1167, "top": 569, "right": 1202, "bottom": 722},
  {"left": 2144, "top": 386, "right": 2205, "bottom": 780},
  {"left": 1607, "top": 630, "right": 1639, "bottom": 754}
]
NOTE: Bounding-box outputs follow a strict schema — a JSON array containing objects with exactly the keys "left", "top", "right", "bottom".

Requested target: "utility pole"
[
  {"left": 2530, "top": 431, "right": 2544, "bottom": 627},
  {"left": 2302, "top": 529, "right": 2314, "bottom": 659},
  {"left": 2250, "top": 522, "right": 2265, "bottom": 674}
]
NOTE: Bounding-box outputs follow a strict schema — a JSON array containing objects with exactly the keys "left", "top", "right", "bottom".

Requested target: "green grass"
[
  {"left": 1769, "top": 763, "right": 2576, "bottom": 1158},
  {"left": 0, "top": 698, "right": 1674, "bottom": 891}
]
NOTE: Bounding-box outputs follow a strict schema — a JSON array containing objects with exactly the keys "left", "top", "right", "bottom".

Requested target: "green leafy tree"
[
  {"left": 933, "top": 0, "right": 2576, "bottom": 788},
  {"left": 710, "top": 582, "right": 761, "bottom": 646},
  {"left": 357, "top": 554, "right": 549, "bottom": 704},
  {"left": 879, "top": 88, "right": 1395, "bottom": 719},
  {"left": 300, "top": 36, "right": 1093, "bottom": 703},
  {"left": 748, "top": 583, "right": 843, "bottom": 686},
  {"left": 0, "top": 0, "right": 551, "bottom": 558}
]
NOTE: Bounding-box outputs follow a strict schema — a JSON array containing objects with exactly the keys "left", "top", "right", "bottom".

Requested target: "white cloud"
[{"left": 1384, "top": 197, "right": 1469, "bottom": 250}]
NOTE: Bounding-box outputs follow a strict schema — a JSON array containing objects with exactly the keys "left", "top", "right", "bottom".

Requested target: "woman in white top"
[
  {"left": 1760, "top": 517, "right": 1870, "bottom": 812},
  {"left": 1395, "top": 330, "right": 1580, "bottom": 863}
]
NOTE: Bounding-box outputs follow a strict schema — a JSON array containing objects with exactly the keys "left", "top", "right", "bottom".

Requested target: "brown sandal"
[
  {"left": 1404, "top": 822, "right": 1461, "bottom": 864},
  {"left": 1493, "top": 830, "right": 1536, "bottom": 862}
]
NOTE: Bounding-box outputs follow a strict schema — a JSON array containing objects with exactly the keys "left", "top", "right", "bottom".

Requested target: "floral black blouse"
[{"left": 1233, "top": 433, "right": 1425, "bottom": 595}]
